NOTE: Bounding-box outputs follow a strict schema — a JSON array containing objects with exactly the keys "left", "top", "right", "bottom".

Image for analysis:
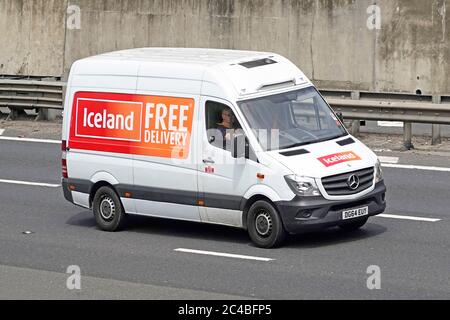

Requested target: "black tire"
[
  {"left": 92, "top": 186, "right": 127, "bottom": 232},
  {"left": 247, "top": 200, "right": 287, "bottom": 248},
  {"left": 339, "top": 217, "right": 369, "bottom": 232}
]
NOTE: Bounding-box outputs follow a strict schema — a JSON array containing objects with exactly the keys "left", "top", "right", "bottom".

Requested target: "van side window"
[{"left": 205, "top": 101, "right": 242, "bottom": 151}]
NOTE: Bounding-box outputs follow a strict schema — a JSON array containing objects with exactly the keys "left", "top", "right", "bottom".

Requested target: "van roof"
[
  {"left": 72, "top": 48, "right": 312, "bottom": 99},
  {"left": 95, "top": 47, "right": 272, "bottom": 66}
]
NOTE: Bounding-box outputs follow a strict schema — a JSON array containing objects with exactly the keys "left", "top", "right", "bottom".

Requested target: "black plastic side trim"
[
  {"left": 201, "top": 193, "right": 242, "bottom": 211},
  {"left": 61, "top": 179, "right": 73, "bottom": 203},
  {"left": 66, "top": 178, "right": 92, "bottom": 194},
  {"left": 117, "top": 184, "right": 198, "bottom": 207},
  {"left": 65, "top": 179, "right": 243, "bottom": 211}
]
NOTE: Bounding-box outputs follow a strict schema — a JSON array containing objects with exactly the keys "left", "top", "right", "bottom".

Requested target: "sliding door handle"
[{"left": 202, "top": 158, "right": 215, "bottom": 164}]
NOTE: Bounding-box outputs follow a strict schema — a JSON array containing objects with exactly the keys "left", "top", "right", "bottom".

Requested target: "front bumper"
[{"left": 275, "top": 181, "right": 387, "bottom": 234}]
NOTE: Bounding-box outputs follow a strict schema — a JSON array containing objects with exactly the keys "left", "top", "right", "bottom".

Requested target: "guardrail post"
[
  {"left": 432, "top": 124, "right": 442, "bottom": 145},
  {"left": 35, "top": 108, "right": 48, "bottom": 121},
  {"left": 351, "top": 120, "right": 360, "bottom": 136},
  {"left": 351, "top": 91, "right": 360, "bottom": 136},
  {"left": 62, "top": 82, "right": 67, "bottom": 105},
  {"left": 6, "top": 108, "right": 18, "bottom": 121},
  {"left": 432, "top": 96, "right": 442, "bottom": 145},
  {"left": 403, "top": 122, "right": 414, "bottom": 150}
]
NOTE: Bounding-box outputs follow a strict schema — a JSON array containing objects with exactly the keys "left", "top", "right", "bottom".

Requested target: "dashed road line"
[
  {"left": 0, "top": 179, "right": 60, "bottom": 188},
  {"left": 0, "top": 136, "right": 61, "bottom": 144},
  {"left": 377, "top": 214, "right": 442, "bottom": 222},
  {"left": 381, "top": 163, "right": 450, "bottom": 173},
  {"left": 174, "top": 248, "right": 274, "bottom": 262},
  {"left": 379, "top": 156, "right": 399, "bottom": 164}
]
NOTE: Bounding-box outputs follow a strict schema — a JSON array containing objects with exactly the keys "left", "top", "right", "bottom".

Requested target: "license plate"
[{"left": 342, "top": 206, "right": 369, "bottom": 220}]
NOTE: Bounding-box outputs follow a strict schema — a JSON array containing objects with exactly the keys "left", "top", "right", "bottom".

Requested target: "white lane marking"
[
  {"left": 377, "top": 121, "right": 404, "bottom": 127},
  {"left": 377, "top": 214, "right": 441, "bottom": 222},
  {"left": 378, "top": 156, "right": 399, "bottom": 164},
  {"left": 382, "top": 163, "right": 450, "bottom": 172},
  {"left": 0, "top": 136, "right": 61, "bottom": 144},
  {"left": 174, "top": 248, "right": 274, "bottom": 262},
  {"left": 0, "top": 179, "right": 60, "bottom": 188},
  {"left": 0, "top": 129, "right": 4, "bottom": 136}
]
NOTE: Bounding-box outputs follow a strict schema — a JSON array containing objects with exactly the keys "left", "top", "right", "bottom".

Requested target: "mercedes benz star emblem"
[{"left": 347, "top": 174, "right": 360, "bottom": 190}]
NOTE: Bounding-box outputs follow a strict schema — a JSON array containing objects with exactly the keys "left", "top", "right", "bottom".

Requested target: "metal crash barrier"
[
  {"left": 0, "top": 79, "right": 449, "bottom": 149},
  {"left": 0, "top": 79, "right": 64, "bottom": 121},
  {"left": 322, "top": 90, "right": 450, "bottom": 149}
]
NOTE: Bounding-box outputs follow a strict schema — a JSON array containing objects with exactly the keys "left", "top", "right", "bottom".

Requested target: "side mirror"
[
  {"left": 231, "top": 135, "right": 249, "bottom": 159},
  {"left": 336, "top": 112, "right": 344, "bottom": 124}
]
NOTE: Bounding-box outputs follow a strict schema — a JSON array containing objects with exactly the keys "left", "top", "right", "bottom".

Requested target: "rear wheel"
[
  {"left": 339, "top": 217, "right": 368, "bottom": 232},
  {"left": 247, "top": 200, "right": 286, "bottom": 248},
  {"left": 92, "top": 186, "right": 127, "bottom": 231}
]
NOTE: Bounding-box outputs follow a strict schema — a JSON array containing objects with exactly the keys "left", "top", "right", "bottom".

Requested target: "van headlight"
[
  {"left": 375, "top": 159, "right": 384, "bottom": 183},
  {"left": 284, "top": 175, "right": 321, "bottom": 197}
]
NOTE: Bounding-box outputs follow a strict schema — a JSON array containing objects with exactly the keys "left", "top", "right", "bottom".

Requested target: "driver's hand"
[{"left": 225, "top": 132, "right": 233, "bottom": 140}]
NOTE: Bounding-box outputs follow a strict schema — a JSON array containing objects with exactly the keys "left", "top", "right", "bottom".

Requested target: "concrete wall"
[
  {"left": 0, "top": 0, "right": 67, "bottom": 76},
  {"left": 1, "top": 0, "right": 448, "bottom": 94}
]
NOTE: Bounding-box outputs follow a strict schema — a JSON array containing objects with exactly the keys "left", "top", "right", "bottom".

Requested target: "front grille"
[{"left": 321, "top": 167, "right": 374, "bottom": 196}]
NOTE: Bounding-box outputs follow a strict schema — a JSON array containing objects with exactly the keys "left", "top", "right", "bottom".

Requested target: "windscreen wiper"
[
  {"left": 281, "top": 141, "right": 317, "bottom": 150},
  {"left": 280, "top": 133, "right": 348, "bottom": 151}
]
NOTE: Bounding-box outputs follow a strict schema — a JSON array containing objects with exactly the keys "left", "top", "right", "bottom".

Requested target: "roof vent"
[
  {"left": 239, "top": 58, "right": 277, "bottom": 69},
  {"left": 258, "top": 79, "right": 296, "bottom": 91}
]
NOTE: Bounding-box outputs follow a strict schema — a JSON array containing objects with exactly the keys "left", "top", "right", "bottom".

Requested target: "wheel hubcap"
[
  {"left": 100, "top": 196, "right": 116, "bottom": 221},
  {"left": 255, "top": 210, "right": 272, "bottom": 237}
]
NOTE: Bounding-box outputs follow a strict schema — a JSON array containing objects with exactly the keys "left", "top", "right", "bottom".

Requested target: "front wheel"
[
  {"left": 339, "top": 217, "right": 369, "bottom": 232},
  {"left": 92, "top": 186, "right": 127, "bottom": 232},
  {"left": 247, "top": 200, "right": 287, "bottom": 248}
]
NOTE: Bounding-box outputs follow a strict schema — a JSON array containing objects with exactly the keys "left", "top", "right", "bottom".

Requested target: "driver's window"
[{"left": 205, "top": 101, "right": 242, "bottom": 151}]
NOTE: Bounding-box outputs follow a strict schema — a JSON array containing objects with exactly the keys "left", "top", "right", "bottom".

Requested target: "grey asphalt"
[{"left": 0, "top": 140, "right": 449, "bottom": 299}]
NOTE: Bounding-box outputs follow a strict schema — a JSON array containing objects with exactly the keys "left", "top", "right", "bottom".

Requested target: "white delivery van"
[{"left": 62, "top": 48, "right": 386, "bottom": 248}]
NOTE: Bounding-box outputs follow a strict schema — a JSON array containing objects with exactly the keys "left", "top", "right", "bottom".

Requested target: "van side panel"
[
  {"left": 64, "top": 69, "right": 139, "bottom": 212},
  {"left": 133, "top": 77, "right": 201, "bottom": 222},
  {"left": 68, "top": 91, "right": 194, "bottom": 159}
]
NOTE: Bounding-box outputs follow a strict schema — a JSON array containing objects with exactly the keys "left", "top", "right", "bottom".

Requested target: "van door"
[
  {"left": 65, "top": 88, "right": 137, "bottom": 213},
  {"left": 132, "top": 84, "right": 201, "bottom": 222},
  {"left": 198, "top": 97, "right": 259, "bottom": 228}
]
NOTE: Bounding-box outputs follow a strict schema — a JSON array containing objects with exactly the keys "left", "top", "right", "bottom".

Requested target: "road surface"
[{"left": 0, "top": 138, "right": 449, "bottom": 299}]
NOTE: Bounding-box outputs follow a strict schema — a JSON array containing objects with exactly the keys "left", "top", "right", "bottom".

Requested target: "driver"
[{"left": 217, "top": 107, "right": 237, "bottom": 142}]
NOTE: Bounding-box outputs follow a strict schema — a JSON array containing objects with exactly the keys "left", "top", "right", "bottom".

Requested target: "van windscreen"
[{"left": 238, "top": 86, "right": 348, "bottom": 152}]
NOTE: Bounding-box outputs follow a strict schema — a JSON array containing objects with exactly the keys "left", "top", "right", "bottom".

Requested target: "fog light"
[{"left": 299, "top": 210, "right": 313, "bottom": 219}]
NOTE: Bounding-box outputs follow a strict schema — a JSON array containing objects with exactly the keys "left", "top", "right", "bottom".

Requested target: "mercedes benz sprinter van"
[{"left": 62, "top": 48, "right": 386, "bottom": 248}]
